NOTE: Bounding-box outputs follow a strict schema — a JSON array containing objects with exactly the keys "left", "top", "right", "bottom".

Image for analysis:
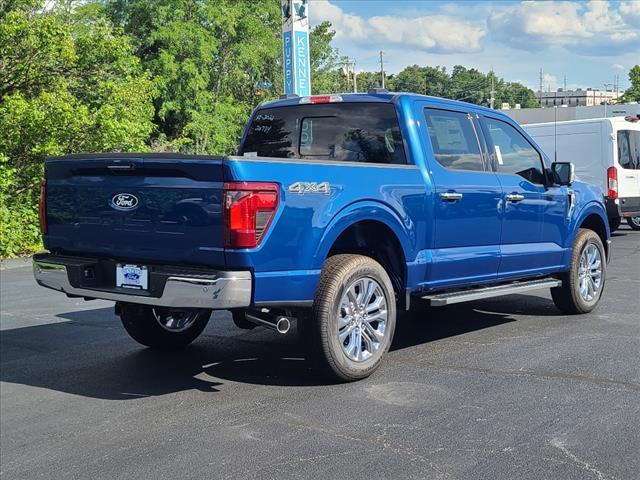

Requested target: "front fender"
[
  {"left": 562, "top": 199, "right": 610, "bottom": 266},
  {"left": 313, "top": 200, "right": 415, "bottom": 269}
]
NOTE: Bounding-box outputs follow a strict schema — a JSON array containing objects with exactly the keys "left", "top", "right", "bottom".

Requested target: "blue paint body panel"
[{"left": 43, "top": 93, "right": 610, "bottom": 307}]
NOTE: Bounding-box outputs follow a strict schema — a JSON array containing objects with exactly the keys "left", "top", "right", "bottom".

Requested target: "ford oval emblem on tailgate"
[{"left": 111, "top": 193, "right": 139, "bottom": 211}]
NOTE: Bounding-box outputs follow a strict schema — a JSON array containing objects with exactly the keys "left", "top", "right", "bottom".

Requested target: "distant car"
[
  {"left": 34, "top": 91, "right": 611, "bottom": 381},
  {"left": 524, "top": 117, "right": 640, "bottom": 231}
]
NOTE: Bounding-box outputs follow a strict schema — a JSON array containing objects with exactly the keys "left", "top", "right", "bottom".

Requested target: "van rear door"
[{"left": 616, "top": 128, "right": 640, "bottom": 215}]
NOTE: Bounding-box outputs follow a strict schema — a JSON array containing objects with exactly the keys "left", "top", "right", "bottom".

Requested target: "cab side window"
[
  {"left": 423, "top": 108, "right": 485, "bottom": 171},
  {"left": 485, "top": 117, "right": 546, "bottom": 184}
]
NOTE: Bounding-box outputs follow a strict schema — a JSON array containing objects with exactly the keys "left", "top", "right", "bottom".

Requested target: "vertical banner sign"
[{"left": 281, "top": 0, "right": 311, "bottom": 96}]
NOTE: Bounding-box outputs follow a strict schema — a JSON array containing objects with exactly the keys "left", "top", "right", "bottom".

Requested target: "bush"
[{"left": 0, "top": 155, "right": 42, "bottom": 257}]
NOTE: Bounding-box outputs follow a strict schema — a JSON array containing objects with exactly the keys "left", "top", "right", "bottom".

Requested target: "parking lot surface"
[{"left": 1, "top": 226, "right": 639, "bottom": 480}]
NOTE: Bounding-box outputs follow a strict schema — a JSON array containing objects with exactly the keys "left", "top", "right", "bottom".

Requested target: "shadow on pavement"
[{"left": 0, "top": 294, "right": 559, "bottom": 398}]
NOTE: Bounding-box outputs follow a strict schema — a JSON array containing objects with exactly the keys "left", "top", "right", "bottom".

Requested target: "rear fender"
[{"left": 314, "top": 201, "right": 414, "bottom": 269}]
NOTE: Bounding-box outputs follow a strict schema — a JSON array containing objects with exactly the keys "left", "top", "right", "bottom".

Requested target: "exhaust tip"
[{"left": 275, "top": 317, "right": 290, "bottom": 334}]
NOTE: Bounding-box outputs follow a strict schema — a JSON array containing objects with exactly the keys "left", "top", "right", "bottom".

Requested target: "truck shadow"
[{"left": 0, "top": 294, "right": 558, "bottom": 398}]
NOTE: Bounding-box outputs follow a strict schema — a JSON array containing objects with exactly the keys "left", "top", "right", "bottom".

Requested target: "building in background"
[
  {"left": 537, "top": 88, "right": 621, "bottom": 108},
  {"left": 504, "top": 104, "right": 640, "bottom": 125}
]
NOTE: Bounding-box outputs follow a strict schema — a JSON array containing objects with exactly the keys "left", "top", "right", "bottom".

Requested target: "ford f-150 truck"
[{"left": 34, "top": 90, "right": 611, "bottom": 381}]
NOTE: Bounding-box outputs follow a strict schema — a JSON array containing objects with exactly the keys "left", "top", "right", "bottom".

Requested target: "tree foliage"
[
  {"left": 0, "top": 1, "right": 155, "bottom": 256},
  {"left": 621, "top": 65, "right": 640, "bottom": 103}
]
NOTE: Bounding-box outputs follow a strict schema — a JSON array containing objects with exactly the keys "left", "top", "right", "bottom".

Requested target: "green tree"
[
  {"left": 352, "top": 71, "right": 382, "bottom": 92},
  {"left": 496, "top": 81, "right": 539, "bottom": 109},
  {"left": 622, "top": 65, "right": 640, "bottom": 103},
  {"left": 389, "top": 65, "right": 449, "bottom": 97},
  {"left": 106, "top": 0, "right": 281, "bottom": 154},
  {"left": 0, "top": 1, "right": 156, "bottom": 256},
  {"left": 310, "top": 21, "right": 342, "bottom": 94}
]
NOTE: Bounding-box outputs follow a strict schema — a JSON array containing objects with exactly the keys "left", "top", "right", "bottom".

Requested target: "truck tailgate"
[{"left": 45, "top": 155, "right": 225, "bottom": 267}]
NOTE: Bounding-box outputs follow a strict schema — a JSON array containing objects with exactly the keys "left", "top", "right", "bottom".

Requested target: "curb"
[{"left": 0, "top": 256, "right": 33, "bottom": 271}]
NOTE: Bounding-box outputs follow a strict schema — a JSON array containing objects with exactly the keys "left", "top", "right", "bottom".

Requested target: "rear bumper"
[
  {"left": 619, "top": 196, "right": 640, "bottom": 218},
  {"left": 33, "top": 254, "right": 251, "bottom": 309}
]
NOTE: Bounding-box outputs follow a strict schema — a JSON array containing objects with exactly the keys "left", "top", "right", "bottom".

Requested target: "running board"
[{"left": 421, "top": 278, "right": 562, "bottom": 306}]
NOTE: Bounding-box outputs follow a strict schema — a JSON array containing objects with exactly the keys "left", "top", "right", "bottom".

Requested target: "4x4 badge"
[{"left": 288, "top": 182, "right": 331, "bottom": 195}]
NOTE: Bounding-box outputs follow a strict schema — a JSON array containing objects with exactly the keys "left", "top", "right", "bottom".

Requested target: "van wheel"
[
  {"left": 118, "top": 303, "right": 211, "bottom": 348},
  {"left": 301, "top": 254, "right": 396, "bottom": 382},
  {"left": 609, "top": 217, "right": 621, "bottom": 232},
  {"left": 627, "top": 216, "right": 640, "bottom": 231},
  {"left": 551, "top": 229, "right": 606, "bottom": 314}
]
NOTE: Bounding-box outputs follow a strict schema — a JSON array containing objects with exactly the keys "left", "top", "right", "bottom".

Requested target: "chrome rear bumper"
[{"left": 33, "top": 257, "right": 251, "bottom": 309}]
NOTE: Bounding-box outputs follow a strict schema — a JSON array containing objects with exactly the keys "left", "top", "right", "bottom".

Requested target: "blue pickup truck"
[{"left": 34, "top": 90, "right": 610, "bottom": 381}]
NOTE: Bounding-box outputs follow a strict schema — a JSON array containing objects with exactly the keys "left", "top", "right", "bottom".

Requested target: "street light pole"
[{"left": 603, "top": 83, "right": 613, "bottom": 118}]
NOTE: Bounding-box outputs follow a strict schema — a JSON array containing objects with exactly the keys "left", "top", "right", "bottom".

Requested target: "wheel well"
[
  {"left": 580, "top": 213, "right": 608, "bottom": 255},
  {"left": 327, "top": 220, "right": 407, "bottom": 307}
]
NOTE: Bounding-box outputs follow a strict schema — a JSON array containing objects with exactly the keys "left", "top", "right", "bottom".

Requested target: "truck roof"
[{"left": 258, "top": 91, "right": 498, "bottom": 115}]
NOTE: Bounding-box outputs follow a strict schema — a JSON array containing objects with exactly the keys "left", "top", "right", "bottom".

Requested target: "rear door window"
[
  {"left": 618, "top": 130, "right": 640, "bottom": 169},
  {"left": 423, "top": 108, "right": 485, "bottom": 171},
  {"left": 241, "top": 103, "right": 407, "bottom": 164}
]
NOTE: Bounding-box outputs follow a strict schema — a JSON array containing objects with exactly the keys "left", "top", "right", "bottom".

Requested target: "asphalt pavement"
[{"left": 1, "top": 226, "right": 639, "bottom": 480}]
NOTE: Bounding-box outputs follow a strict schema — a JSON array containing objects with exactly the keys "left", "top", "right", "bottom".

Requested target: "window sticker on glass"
[
  {"left": 384, "top": 128, "right": 395, "bottom": 153},
  {"left": 495, "top": 145, "right": 504, "bottom": 165},
  {"left": 243, "top": 151, "right": 258, "bottom": 157},
  {"left": 431, "top": 116, "right": 469, "bottom": 151}
]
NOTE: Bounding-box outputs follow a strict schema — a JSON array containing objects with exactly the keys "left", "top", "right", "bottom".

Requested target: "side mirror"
[{"left": 551, "top": 162, "right": 574, "bottom": 186}]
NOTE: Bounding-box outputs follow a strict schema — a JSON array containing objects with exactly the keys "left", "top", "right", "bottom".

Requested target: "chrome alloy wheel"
[
  {"left": 337, "top": 277, "right": 388, "bottom": 362},
  {"left": 578, "top": 243, "right": 602, "bottom": 302},
  {"left": 152, "top": 308, "right": 199, "bottom": 332},
  {"left": 631, "top": 216, "right": 640, "bottom": 228}
]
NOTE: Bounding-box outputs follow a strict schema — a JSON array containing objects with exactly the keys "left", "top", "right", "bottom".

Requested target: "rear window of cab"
[{"left": 241, "top": 103, "right": 407, "bottom": 165}]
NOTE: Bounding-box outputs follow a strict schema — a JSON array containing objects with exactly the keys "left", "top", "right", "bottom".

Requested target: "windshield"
[{"left": 241, "top": 102, "right": 407, "bottom": 164}]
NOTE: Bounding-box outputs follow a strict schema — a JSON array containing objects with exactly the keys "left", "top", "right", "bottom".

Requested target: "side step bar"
[{"left": 421, "top": 278, "right": 562, "bottom": 306}]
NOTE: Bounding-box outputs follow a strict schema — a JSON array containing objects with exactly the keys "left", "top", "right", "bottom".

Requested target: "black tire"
[
  {"left": 118, "top": 303, "right": 211, "bottom": 348},
  {"left": 551, "top": 229, "right": 606, "bottom": 314},
  {"left": 301, "top": 254, "right": 396, "bottom": 382},
  {"left": 627, "top": 216, "right": 640, "bottom": 231},
  {"left": 609, "top": 216, "right": 621, "bottom": 232}
]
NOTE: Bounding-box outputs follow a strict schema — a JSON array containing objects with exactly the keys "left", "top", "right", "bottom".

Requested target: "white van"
[{"left": 524, "top": 116, "right": 640, "bottom": 231}]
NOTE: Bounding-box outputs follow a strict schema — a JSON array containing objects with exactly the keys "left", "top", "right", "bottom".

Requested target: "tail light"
[
  {"left": 38, "top": 179, "right": 47, "bottom": 235},
  {"left": 223, "top": 182, "right": 279, "bottom": 248},
  {"left": 607, "top": 167, "right": 618, "bottom": 199}
]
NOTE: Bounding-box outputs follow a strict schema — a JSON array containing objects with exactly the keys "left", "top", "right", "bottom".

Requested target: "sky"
[{"left": 310, "top": 0, "right": 640, "bottom": 92}]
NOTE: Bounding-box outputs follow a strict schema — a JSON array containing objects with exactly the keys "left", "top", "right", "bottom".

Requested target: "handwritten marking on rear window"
[{"left": 255, "top": 114, "right": 275, "bottom": 121}]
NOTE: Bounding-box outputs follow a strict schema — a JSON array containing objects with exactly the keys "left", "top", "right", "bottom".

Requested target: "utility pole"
[
  {"left": 341, "top": 57, "right": 357, "bottom": 93},
  {"left": 379, "top": 51, "right": 385, "bottom": 89},
  {"left": 489, "top": 68, "right": 496, "bottom": 109},
  {"left": 539, "top": 68, "right": 544, "bottom": 107},
  {"left": 352, "top": 59, "right": 357, "bottom": 93},
  {"left": 341, "top": 57, "right": 351, "bottom": 91}
]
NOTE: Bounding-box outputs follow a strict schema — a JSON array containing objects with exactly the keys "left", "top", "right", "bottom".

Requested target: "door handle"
[
  {"left": 440, "top": 192, "right": 463, "bottom": 202},
  {"left": 505, "top": 193, "right": 525, "bottom": 203}
]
